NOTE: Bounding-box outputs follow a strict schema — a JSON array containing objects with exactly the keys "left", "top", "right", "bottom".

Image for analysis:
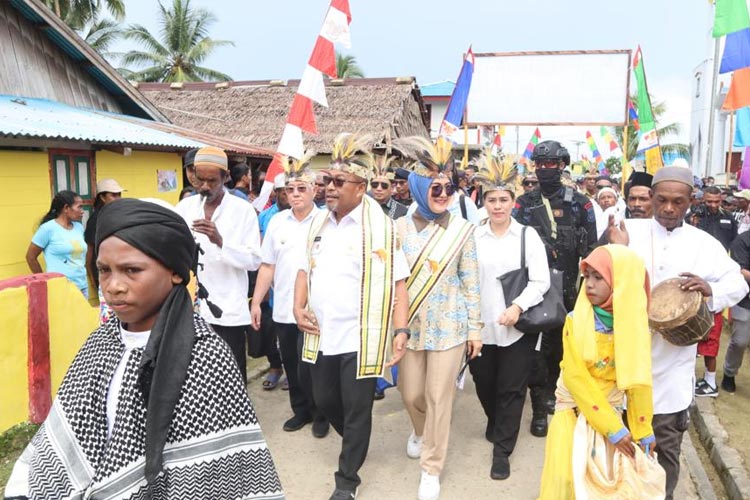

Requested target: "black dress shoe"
[
  {"left": 721, "top": 375, "right": 736, "bottom": 393},
  {"left": 530, "top": 413, "right": 548, "bottom": 437},
  {"left": 490, "top": 455, "right": 510, "bottom": 480},
  {"left": 312, "top": 418, "right": 330, "bottom": 438},
  {"left": 283, "top": 414, "right": 312, "bottom": 432},
  {"left": 373, "top": 388, "right": 385, "bottom": 400}
]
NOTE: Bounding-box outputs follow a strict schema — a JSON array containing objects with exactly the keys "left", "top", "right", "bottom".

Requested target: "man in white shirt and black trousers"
[
  {"left": 293, "top": 134, "right": 411, "bottom": 500},
  {"left": 252, "top": 155, "right": 329, "bottom": 438},
  {"left": 607, "top": 165, "right": 748, "bottom": 500},
  {"left": 176, "top": 146, "right": 262, "bottom": 383}
]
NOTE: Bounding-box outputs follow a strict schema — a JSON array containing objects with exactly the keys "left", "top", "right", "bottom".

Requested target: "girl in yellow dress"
[{"left": 538, "top": 244, "right": 665, "bottom": 499}]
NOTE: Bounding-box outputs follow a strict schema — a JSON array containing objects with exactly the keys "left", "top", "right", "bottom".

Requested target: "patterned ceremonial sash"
[
  {"left": 403, "top": 216, "right": 474, "bottom": 324},
  {"left": 302, "top": 197, "right": 395, "bottom": 379}
]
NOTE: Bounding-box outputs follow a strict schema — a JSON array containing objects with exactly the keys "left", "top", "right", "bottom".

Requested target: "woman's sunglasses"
[
  {"left": 371, "top": 181, "right": 391, "bottom": 190},
  {"left": 430, "top": 183, "right": 456, "bottom": 197}
]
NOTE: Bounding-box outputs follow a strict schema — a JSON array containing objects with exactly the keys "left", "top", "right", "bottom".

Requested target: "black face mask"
[{"left": 536, "top": 168, "right": 562, "bottom": 197}]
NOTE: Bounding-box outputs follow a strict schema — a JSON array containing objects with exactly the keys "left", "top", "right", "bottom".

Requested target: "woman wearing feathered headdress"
[
  {"left": 470, "top": 148, "right": 551, "bottom": 480},
  {"left": 392, "top": 136, "right": 483, "bottom": 500}
]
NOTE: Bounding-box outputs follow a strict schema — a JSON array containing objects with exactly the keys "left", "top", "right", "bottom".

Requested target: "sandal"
[{"left": 262, "top": 370, "right": 283, "bottom": 390}]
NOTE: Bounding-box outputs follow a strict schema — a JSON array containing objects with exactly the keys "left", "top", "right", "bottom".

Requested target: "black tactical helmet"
[{"left": 531, "top": 140, "right": 570, "bottom": 166}]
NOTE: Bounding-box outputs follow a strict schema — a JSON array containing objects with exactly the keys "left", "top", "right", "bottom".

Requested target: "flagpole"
[
  {"left": 706, "top": 36, "right": 722, "bottom": 177},
  {"left": 727, "top": 110, "right": 736, "bottom": 177},
  {"left": 462, "top": 109, "right": 469, "bottom": 169},
  {"left": 622, "top": 124, "right": 629, "bottom": 192}
]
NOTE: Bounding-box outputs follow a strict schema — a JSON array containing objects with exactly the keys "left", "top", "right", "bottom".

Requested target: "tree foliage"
[
  {"left": 120, "top": 0, "right": 233, "bottom": 82},
  {"left": 335, "top": 53, "right": 365, "bottom": 79},
  {"left": 613, "top": 97, "right": 690, "bottom": 162}
]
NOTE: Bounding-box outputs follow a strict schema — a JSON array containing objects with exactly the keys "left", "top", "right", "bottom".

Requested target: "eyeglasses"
[
  {"left": 322, "top": 175, "right": 364, "bottom": 188},
  {"left": 429, "top": 183, "right": 456, "bottom": 197},
  {"left": 284, "top": 185, "right": 309, "bottom": 194},
  {"left": 371, "top": 181, "right": 391, "bottom": 190},
  {"left": 393, "top": 179, "right": 407, "bottom": 185},
  {"left": 522, "top": 180, "right": 539, "bottom": 187}
]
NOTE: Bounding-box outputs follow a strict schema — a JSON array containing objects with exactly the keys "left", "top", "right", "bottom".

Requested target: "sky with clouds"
[{"left": 115, "top": 0, "right": 717, "bottom": 156}]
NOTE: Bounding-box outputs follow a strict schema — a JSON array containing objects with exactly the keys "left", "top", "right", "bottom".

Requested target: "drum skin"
[{"left": 648, "top": 278, "right": 713, "bottom": 346}]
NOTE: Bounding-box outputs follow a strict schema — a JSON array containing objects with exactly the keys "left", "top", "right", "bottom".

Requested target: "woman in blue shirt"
[{"left": 26, "top": 190, "right": 88, "bottom": 297}]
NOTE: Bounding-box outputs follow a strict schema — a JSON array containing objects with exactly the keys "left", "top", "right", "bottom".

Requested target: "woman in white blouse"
[{"left": 470, "top": 153, "right": 550, "bottom": 481}]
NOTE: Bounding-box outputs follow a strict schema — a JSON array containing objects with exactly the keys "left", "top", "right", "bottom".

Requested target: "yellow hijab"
[{"left": 572, "top": 244, "right": 652, "bottom": 390}]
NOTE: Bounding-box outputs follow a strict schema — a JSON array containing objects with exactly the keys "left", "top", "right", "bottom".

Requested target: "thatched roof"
[{"left": 138, "top": 77, "right": 430, "bottom": 154}]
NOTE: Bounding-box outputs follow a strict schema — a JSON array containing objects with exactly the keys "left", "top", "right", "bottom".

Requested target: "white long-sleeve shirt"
[
  {"left": 261, "top": 206, "right": 320, "bottom": 324},
  {"left": 475, "top": 220, "right": 550, "bottom": 346},
  {"left": 176, "top": 193, "right": 261, "bottom": 326},
  {"left": 624, "top": 218, "right": 748, "bottom": 414}
]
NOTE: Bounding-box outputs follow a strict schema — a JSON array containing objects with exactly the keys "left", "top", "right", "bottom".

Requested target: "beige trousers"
[{"left": 398, "top": 343, "right": 466, "bottom": 475}]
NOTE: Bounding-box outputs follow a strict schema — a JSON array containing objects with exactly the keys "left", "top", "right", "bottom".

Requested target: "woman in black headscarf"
[{"left": 5, "top": 199, "right": 284, "bottom": 500}]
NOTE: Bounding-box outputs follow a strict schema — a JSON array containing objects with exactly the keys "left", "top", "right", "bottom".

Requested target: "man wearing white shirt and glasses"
[
  {"left": 252, "top": 153, "right": 329, "bottom": 437},
  {"left": 607, "top": 165, "right": 748, "bottom": 500}
]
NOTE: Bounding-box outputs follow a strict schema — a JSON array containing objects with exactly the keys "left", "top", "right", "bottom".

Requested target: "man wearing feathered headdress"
[
  {"left": 251, "top": 153, "right": 329, "bottom": 439},
  {"left": 293, "top": 133, "right": 411, "bottom": 500},
  {"left": 368, "top": 154, "right": 408, "bottom": 220}
]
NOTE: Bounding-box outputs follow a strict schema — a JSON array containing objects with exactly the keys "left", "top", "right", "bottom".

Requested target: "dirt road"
[{"left": 249, "top": 375, "right": 700, "bottom": 500}]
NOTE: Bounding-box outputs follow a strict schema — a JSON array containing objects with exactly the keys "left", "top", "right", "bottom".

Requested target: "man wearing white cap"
[
  {"left": 732, "top": 189, "right": 750, "bottom": 234},
  {"left": 85, "top": 178, "right": 125, "bottom": 293},
  {"left": 176, "top": 146, "right": 262, "bottom": 383},
  {"left": 607, "top": 165, "right": 748, "bottom": 500}
]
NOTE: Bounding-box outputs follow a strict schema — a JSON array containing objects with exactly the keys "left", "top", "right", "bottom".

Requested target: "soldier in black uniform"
[{"left": 512, "top": 140, "right": 597, "bottom": 438}]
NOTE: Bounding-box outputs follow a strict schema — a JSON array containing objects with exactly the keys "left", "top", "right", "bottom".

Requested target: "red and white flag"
[{"left": 253, "top": 0, "right": 352, "bottom": 211}]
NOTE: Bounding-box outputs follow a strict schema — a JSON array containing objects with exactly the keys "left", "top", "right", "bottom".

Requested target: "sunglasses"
[
  {"left": 284, "top": 185, "right": 309, "bottom": 194},
  {"left": 522, "top": 180, "right": 539, "bottom": 187},
  {"left": 429, "top": 183, "right": 456, "bottom": 197},
  {"left": 371, "top": 181, "right": 391, "bottom": 190},
  {"left": 322, "top": 175, "right": 363, "bottom": 188}
]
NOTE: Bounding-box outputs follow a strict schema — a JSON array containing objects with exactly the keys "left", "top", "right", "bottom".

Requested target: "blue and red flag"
[
  {"left": 439, "top": 47, "right": 475, "bottom": 140},
  {"left": 628, "top": 100, "right": 640, "bottom": 131}
]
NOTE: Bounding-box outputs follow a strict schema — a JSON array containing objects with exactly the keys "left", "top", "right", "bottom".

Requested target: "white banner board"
[{"left": 466, "top": 50, "right": 631, "bottom": 126}]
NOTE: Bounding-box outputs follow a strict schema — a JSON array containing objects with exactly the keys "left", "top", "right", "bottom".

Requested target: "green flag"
[
  {"left": 632, "top": 47, "right": 654, "bottom": 130},
  {"left": 713, "top": 0, "right": 750, "bottom": 37}
]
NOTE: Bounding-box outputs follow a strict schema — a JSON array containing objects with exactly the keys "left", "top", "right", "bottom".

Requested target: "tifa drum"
[{"left": 648, "top": 278, "right": 713, "bottom": 347}]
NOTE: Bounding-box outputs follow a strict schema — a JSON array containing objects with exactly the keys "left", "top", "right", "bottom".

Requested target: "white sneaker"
[
  {"left": 418, "top": 470, "right": 440, "bottom": 500},
  {"left": 406, "top": 431, "right": 422, "bottom": 459}
]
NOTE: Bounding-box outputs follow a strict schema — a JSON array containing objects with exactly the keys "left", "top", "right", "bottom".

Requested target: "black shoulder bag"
[{"left": 497, "top": 226, "right": 567, "bottom": 334}]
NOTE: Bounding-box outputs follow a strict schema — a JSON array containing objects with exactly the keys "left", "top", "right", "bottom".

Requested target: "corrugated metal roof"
[
  {"left": 0, "top": 95, "right": 274, "bottom": 157},
  {"left": 421, "top": 81, "right": 455, "bottom": 98}
]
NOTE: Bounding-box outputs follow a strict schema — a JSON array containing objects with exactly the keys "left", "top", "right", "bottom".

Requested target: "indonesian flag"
[{"left": 253, "top": 0, "right": 352, "bottom": 211}]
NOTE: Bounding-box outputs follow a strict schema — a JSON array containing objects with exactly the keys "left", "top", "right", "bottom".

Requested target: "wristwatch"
[{"left": 394, "top": 327, "right": 411, "bottom": 339}]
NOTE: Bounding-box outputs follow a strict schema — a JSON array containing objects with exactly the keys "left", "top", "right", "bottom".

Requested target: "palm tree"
[
  {"left": 335, "top": 53, "right": 365, "bottom": 79},
  {"left": 78, "top": 15, "right": 124, "bottom": 60},
  {"left": 614, "top": 97, "right": 690, "bottom": 162},
  {"left": 121, "top": 0, "right": 233, "bottom": 82},
  {"left": 44, "top": 0, "right": 125, "bottom": 27}
]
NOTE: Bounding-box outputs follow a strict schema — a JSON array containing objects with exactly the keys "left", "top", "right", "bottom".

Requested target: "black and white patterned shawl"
[{"left": 5, "top": 316, "right": 284, "bottom": 500}]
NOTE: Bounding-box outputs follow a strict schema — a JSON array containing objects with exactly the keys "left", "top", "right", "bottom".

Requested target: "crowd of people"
[{"left": 9, "top": 134, "right": 750, "bottom": 500}]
